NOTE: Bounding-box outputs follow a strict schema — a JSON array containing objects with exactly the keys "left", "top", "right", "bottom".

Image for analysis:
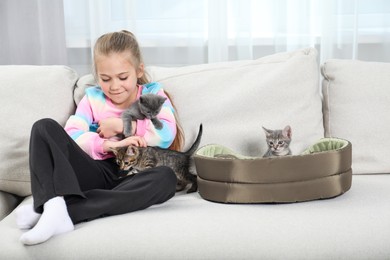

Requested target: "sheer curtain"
[
  {"left": 0, "top": 0, "right": 67, "bottom": 65},
  {"left": 63, "top": 0, "right": 390, "bottom": 75},
  {"left": 1, "top": 0, "right": 389, "bottom": 75}
]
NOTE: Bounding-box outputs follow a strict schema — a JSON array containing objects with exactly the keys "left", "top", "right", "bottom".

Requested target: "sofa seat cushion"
[{"left": 0, "top": 175, "right": 389, "bottom": 259}]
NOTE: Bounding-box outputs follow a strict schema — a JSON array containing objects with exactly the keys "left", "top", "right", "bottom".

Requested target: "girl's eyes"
[{"left": 101, "top": 77, "right": 128, "bottom": 82}]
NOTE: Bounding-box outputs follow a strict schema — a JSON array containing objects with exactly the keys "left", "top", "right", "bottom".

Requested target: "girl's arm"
[{"left": 64, "top": 95, "right": 110, "bottom": 160}]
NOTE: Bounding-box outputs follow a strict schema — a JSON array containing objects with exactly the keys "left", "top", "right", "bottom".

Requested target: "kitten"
[
  {"left": 262, "top": 125, "right": 292, "bottom": 157},
  {"left": 122, "top": 93, "right": 167, "bottom": 137},
  {"left": 111, "top": 124, "right": 203, "bottom": 193}
]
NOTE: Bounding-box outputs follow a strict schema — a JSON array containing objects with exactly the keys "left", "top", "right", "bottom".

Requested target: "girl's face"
[{"left": 95, "top": 52, "right": 144, "bottom": 109}]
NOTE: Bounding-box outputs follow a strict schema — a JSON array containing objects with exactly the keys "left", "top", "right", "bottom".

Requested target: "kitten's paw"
[
  {"left": 123, "top": 131, "right": 131, "bottom": 137},
  {"left": 123, "top": 124, "right": 132, "bottom": 137}
]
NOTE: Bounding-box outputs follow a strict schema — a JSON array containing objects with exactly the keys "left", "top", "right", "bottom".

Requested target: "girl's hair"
[
  {"left": 93, "top": 30, "right": 184, "bottom": 151},
  {"left": 93, "top": 30, "right": 148, "bottom": 84}
]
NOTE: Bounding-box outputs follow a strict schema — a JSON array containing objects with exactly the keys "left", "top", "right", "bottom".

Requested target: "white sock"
[
  {"left": 15, "top": 203, "right": 41, "bottom": 230},
  {"left": 20, "top": 197, "right": 74, "bottom": 246}
]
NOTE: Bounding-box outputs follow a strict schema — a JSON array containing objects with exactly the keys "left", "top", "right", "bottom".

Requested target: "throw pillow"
[
  {"left": 322, "top": 59, "right": 390, "bottom": 174},
  {"left": 0, "top": 66, "right": 78, "bottom": 196}
]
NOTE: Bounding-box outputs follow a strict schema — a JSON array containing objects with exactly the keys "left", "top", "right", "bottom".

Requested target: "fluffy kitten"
[
  {"left": 111, "top": 124, "right": 203, "bottom": 193},
  {"left": 122, "top": 93, "right": 166, "bottom": 137},
  {"left": 262, "top": 125, "right": 292, "bottom": 157}
]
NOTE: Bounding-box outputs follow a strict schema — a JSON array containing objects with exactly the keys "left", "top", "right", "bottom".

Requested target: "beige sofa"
[{"left": 1, "top": 48, "right": 389, "bottom": 259}]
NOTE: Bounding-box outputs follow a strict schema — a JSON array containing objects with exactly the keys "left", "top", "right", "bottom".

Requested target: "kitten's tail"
[{"left": 184, "top": 124, "right": 203, "bottom": 155}]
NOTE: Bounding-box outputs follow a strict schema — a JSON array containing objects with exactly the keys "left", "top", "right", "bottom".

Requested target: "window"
[{"left": 63, "top": 0, "right": 390, "bottom": 75}]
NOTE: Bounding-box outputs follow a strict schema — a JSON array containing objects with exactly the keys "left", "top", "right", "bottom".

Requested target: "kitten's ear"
[
  {"left": 109, "top": 147, "right": 126, "bottom": 156},
  {"left": 109, "top": 147, "right": 118, "bottom": 156},
  {"left": 283, "top": 125, "right": 292, "bottom": 138},
  {"left": 262, "top": 126, "right": 272, "bottom": 137}
]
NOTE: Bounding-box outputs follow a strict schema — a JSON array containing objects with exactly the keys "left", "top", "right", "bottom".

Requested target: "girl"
[{"left": 16, "top": 30, "right": 183, "bottom": 245}]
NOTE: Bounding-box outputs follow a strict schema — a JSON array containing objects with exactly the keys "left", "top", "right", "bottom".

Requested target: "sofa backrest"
[
  {"left": 76, "top": 48, "right": 325, "bottom": 159},
  {"left": 148, "top": 48, "right": 325, "bottom": 156},
  {"left": 0, "top": 66, "right": 78, "bottom": 196},
  {"left": 2, "top": 49, "right": 388, "bottom": 198}
]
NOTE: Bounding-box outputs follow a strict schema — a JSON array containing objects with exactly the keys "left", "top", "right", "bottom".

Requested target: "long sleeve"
[{"left": 64, "top": 87, "right": 118, "bottom": 160}]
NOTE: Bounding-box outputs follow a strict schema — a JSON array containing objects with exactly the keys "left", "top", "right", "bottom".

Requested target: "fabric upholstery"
[
  {"left": 147, "top": 48, "right": 324, "bottom": 157},
  {"left": 322, "top": 59, "right": 390, "bottom": 174},
  {"left": 0, "top": 175, "right": 389, "bottom": 259},
  {"left": 0, "top": 66, "right": 78, "bottom": 196}
]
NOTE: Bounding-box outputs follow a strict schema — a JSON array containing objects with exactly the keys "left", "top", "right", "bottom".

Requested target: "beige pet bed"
[{"left": 194, "top": 138, "right": 352, "bottom": 203}]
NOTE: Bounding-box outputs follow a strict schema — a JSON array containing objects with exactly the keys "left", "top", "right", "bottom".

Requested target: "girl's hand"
[
  {"left": 103, "top": 136, "right": 147, "bottom": 153},
  {"left": 121, "top": 135, "right": 147, "bottom": 147},
  {"left": 97, "top": 118, "right": 123, "bottom": 138}
]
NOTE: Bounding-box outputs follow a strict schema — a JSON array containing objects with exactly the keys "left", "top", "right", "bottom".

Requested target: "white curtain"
[
  {"left": 0, "top": 0, "right": 67, "bottom": 65},
  {"left": 63, "top": 0, "right": 390, "bottom": 75},
  {"left": 1, "top": 0, "right": 389, "bottom": 75}
]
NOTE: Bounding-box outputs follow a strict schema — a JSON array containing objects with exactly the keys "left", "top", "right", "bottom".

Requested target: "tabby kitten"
[
  {"left": 262, "top": 125, "right": 292, "bottom": 157},
  {"left": 111, "top": 124, "right": 203, "bottom": 193},
  {"left": 122, "top": 93, "right": 166, "bottom": 137}
]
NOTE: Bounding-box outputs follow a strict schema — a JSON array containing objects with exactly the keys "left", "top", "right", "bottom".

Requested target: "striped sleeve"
[{"left": 64, "top": 87, "right": 109, "bottom": 160}]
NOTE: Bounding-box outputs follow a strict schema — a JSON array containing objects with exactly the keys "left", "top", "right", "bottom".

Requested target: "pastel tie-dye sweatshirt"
[{"left": 64, "top": 82, "right": 177, "bottom": 160}]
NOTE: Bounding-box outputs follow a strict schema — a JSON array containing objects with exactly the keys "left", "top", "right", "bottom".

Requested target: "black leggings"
[{"left": 29, "top": 118, "right": 177, "bottom": 224}]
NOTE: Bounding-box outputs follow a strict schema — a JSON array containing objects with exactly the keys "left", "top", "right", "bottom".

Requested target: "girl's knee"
[
  {"left": 33, "top": 118, "right": 55, "bottom": 126},
  {"left": 32, "top": 118, "right": 56, "bottom": 131},
  {"left": 31, "top": 118, "right": 61, "bottom": 136}
]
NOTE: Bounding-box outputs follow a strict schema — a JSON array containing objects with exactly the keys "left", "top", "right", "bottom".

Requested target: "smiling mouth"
[{"left": 110, "top": 92, "right": 123, "bottom": 96}]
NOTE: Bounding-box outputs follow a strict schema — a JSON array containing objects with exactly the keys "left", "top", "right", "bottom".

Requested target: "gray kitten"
[
  {"left": 122, "top": 93, "right": 166, "bottom": 137},
  {"left": 262, "top": 125, "right": 292, "bottom": 157},
  {"left": 111, "top": 124, "right": 203, "bottom": 193}
]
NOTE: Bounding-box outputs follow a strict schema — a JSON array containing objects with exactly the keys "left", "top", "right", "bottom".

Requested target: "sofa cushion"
[
  {"left": 148, "top": 48, "right": 324, "bottom": 156},
  {"left": 0, "top": 66, "right": 78, "bottom": 196},
  {"left": 322, "top": 60, "right": 390, "bottom": 174},
  {"left": 1, "top": 175, "right": 390, "bottom": 259},
  {"left": 74, "top": 74, "right": 95, "bottom": 105},
  {"left": 76, "top": 48, "right": 324, "bottom": 158}
]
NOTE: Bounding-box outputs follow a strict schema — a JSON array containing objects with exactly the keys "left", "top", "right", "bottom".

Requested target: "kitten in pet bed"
[
  {"left": 122, "top": 93, "right": 166, "bottom": 137},
  {"left": 111, "top": 124, "right": 203, "bottom": 193},
  {"left": 262, "top": 125, "right": 292, "bottom": 157}
]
